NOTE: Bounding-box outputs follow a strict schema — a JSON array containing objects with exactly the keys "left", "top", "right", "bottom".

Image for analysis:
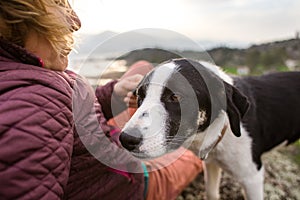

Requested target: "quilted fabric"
[
  {"left": 65, "top": 72, "right": 144, "bottom": 200},
  {"left": 0, "top": 62, "right": 74, "bottom": 199},
  {"left": 0, "top": 38, "right": 144, "bottom": 200}
]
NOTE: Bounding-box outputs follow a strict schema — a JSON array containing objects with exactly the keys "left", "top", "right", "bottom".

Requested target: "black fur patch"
[{"left": 234, "top": 72, "right": 300, "bottom": 169}]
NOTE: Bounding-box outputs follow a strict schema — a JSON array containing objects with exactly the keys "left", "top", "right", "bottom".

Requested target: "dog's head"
[{"left": 120, "top": 58, "right": 249, "bottom": 159}]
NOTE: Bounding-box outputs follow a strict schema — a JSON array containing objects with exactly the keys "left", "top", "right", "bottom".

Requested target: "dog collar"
[{"left": 212, "top": 124, "right": 228, "bottom": 149}]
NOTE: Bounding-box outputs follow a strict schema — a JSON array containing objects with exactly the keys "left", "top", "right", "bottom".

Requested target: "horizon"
[{"left": 75, "top": 29, "right": 299, "bottom": 50}]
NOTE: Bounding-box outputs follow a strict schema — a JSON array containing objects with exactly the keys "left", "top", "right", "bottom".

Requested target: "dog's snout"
[{"left": 120, "top": 129, "right": 143, "bottom": 151}]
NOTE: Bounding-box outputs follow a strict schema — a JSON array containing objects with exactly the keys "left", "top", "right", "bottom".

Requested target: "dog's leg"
[
  {"left": 204, "top": 162, "right": 222, "bottom": 200},
  {"left": 240, "top": 166, "right": 264, "bottom": 200}
]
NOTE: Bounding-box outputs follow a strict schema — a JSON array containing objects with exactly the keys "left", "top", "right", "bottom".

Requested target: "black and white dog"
[{"left": 120, "top": 58, "right": 300, "bottom": 200}]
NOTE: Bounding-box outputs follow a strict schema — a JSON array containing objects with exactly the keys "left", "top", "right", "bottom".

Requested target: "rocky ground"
[{"left": 176, "top": 143, "right": 300, "bottom": 200}]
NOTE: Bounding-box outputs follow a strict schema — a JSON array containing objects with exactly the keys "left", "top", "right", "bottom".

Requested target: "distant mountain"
[
  {"left": 74, "top": 31, "right": 117, "bottom": 55},
  {"left": 114, "top": 38, "right": 300, "bottom": 74},
  {"left": 71, "top": 30, "right": 249, "bottom": 59},
  {"left": 116, "top": 48, "right": 185, "bottom": 66},
  {"left": 70, "top": 30, "right": 300, "bottom": 75}
]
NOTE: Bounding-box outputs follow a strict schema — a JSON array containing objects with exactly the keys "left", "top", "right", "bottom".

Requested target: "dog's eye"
[{"left": 169, "top": 94, "right": 182, "bottom": 103}]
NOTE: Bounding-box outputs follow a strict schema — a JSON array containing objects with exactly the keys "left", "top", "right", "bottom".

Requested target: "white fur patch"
[
  {"left": 203, "top": 123, "right": 264, "bottom": 200},
  {"left": 197, "top": 110, "right": 207, "bottom": 125},
  {"left": 122, "top": 62, "right": 178, "bottom": 157},
  {"left": 199, "top": 61, "right": 234, "bottom": 85},
  {"left": 199, "top": 110, "right": 227, "bottom": 159}
]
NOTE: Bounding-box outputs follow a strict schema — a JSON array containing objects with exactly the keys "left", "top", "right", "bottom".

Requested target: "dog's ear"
[{"left": 224, "top": 82, "right": 249, "bottom": 137}]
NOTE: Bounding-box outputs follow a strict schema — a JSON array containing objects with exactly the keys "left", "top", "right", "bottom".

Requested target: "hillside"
[
  {"left": 209, "top": 38, "right": 300, "bottom": 74},
  {"left": 116, "top": 38, "right": 300, "bottom": 75}
]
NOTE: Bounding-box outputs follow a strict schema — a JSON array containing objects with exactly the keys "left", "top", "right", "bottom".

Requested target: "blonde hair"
[{"left": 0, "top": 0, "right": 80, "bottom": 57}]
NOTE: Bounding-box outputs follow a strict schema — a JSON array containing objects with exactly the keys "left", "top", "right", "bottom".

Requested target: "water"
[{"left": 68, "top": 56, "right": 128, "bottom": 86}]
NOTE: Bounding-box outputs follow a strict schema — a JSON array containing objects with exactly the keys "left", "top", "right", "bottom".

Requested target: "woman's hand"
[{"left": 114, "top": 74, "right": 143, "bottom": 105}]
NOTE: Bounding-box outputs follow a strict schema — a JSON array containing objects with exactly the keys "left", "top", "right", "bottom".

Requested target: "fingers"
[
  {"left": 125, "top": 74, "right": 143, "bottom": 82},
  {"left": 114, "top": 74, "right": 143, "bottom": 97},
  {"left": 122, "top": 81, "right": 138, "bottom": 92},
  {"left": 124, "top": 91, "right": 138, "bottom": 108},
  {"left": 122, "top": 74, "right": 143, "bottom": 91},
  {"left": 123, "top": 92, "right": 132, "bottom": 104}
]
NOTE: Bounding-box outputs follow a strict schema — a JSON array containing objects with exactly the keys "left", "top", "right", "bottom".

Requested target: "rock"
[
  {"left": 178, "top": 143, "right": 300, "bottom": 199},
  {"left": 176, "top": 195, "right": 184, "bottom": 200},
  {"left": 185, "top": 194, "right": 195, "bottom": 200}
]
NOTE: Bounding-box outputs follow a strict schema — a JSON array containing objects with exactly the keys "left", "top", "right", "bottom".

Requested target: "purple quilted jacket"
[{"left": 0, "top": 38, "right": 144, "bottom": 200}]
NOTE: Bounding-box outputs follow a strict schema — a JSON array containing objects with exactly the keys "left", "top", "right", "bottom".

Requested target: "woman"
[{"left": 0, "top": 1, "right": 202, "bottom": 199}]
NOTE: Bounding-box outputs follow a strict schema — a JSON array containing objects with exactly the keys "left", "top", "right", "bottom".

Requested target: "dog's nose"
[{"left": 120, "top": 129, "right": 143, "bottom": 151}]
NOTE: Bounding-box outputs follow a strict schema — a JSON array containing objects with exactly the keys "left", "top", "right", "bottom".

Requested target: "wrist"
[{"left": 141, "top": 162, "right": 149, "bottom": 199}]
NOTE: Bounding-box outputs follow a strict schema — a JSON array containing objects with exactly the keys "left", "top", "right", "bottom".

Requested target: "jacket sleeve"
[
  {"left": 65, "top": 74, "right": 145, "bottom": 200},
  {"left": 0, "top": 80, "right": 74, "bottom": 199},
  {"left": 95, "top": 80, "right": 128, "bottom": 121}
]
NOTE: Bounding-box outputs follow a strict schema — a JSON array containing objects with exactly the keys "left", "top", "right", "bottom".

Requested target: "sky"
[{"left": 72, "top": 0, "right": 300, "bottom": 44}]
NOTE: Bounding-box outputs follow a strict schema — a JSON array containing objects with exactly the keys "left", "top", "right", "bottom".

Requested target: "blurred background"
[
  {"left": 69, "top": 0, "right": 300, "bottom": 78},
  {"left": 69, "top": 1, "right": 300, "bottom": 199}
]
